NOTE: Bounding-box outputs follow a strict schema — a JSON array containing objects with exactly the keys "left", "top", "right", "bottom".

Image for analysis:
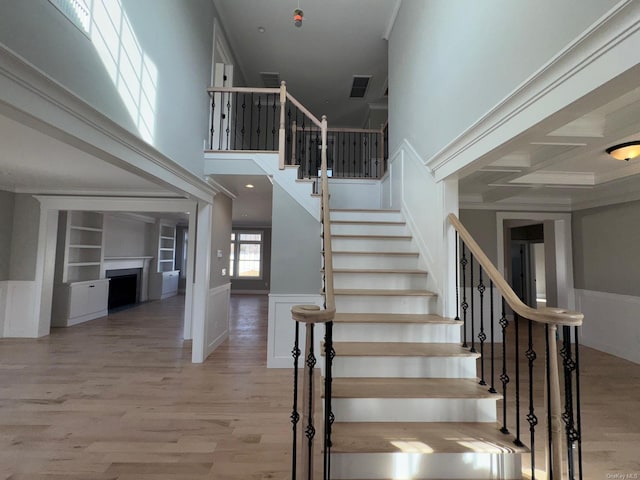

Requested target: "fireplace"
[{"left": 106, "top": 268, "right": 141, "bottom": 311}]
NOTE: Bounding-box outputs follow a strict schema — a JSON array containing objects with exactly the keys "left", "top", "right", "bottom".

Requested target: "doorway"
[{"left": 508, "top": 223, "right": 546, "bottom": 308}]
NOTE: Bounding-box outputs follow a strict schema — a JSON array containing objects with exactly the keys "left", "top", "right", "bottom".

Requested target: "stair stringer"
[{"left": 203, "top": 152, "right": 320, "bottom": 220}]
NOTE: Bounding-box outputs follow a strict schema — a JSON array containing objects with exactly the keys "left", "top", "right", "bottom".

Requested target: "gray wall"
[
  {"left": 210, "top": 193, "right": 233, "bottom": 289},
  {"left": 103, "top": 214, "right": 154, "bottom": 258},
  {"left": 389, "top": 0, "right": 618, "bottom": 160},
  {"left": 0, "top": 190, "right": 15, "bottom": 281},
  {"left": 231, "top": 227, "right": 272, "bottom": 292},
  {"left": 9, "top": 194, "right": 40, "bottom": 281},
  {"left": 0, "top": 0, "right": 216, "bottom": 176},
  {"left": 459, "top": 209, "right": 498, "bottom": 265},
  {"left": 270, "top": 183, "right": 321, "bottom": 294},
  {"left": 573, "top": 200, "right": 640, "bottom": 296}
]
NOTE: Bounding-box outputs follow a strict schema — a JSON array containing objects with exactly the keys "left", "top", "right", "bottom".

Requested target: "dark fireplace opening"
[{"left": 106, "top": 269, "right": 140, "bottom": 311}]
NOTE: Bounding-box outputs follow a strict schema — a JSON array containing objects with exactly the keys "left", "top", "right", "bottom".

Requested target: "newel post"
[{"left": 279, "top": 81, "right": 287, "bottom": 170}]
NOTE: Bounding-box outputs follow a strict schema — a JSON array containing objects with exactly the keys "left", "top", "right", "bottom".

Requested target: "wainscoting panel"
[
  {"left": 1, "top": 281, "right": 37, "bottom": 338},
  {"left": 205, "top": 283, "right": 231, "bottom": 357},
  {"left": 575, "top": 289, "right": 640, "bottom": 364},
  {"left": 267, "top": 293, "right": 323, "bottom": 368}
]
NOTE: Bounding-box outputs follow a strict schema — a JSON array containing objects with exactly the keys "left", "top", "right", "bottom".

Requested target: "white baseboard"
[
  {"left": 267, "top": 293, "right": 324, "bottom": 368},
  {"left": 0, "top": 281, "right": 38, "bottom": 338},
  {"left": 575, "top": 289, "right": 640, "bottom": 364}
]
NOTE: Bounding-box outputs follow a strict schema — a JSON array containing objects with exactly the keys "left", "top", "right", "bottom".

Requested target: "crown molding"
[{"left": 383, "top": 0, "right": 403, "bottom": 41}]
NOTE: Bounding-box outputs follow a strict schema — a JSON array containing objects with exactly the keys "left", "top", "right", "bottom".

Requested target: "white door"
[{"left": 211, "top": 63, "right": 234, "bottom": 150}]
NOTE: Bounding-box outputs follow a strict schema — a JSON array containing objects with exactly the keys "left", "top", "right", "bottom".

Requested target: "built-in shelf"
[{"left": 68, "top": 244, "right": 102, "bottom": 249}]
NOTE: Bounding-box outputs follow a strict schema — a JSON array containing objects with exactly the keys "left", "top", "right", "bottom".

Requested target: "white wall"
[
  {"left": 0, "top": 189, "right": 15, "bottom": 281},
  {"left": 103, "top": 214, "right": 153, "bottom": 258},
  {"left": 328, "top": 178, "right": 381, "bottom": 210},
  {"left": 0, "top": 0, "right": 217, "bottom": 176},
  {"left": 8, "top": 194, "right": 40, "bottom": 281},
  {"left": 388, "top": 0, "right": 619, "bottom": 164}
]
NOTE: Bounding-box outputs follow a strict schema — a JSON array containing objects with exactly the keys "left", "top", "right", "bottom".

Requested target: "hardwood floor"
[
  {"left": 0, "top": 296, "right": 638, "bottom": 479},
  {"left": 0, "top": 295, "right": 293, "bottom": 480}
]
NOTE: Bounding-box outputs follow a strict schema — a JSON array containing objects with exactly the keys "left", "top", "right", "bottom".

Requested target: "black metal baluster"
[
  {"left": 272, "top": 93, "right": 277, "bottom": 150},
  {"left": 315, "top": 130, "right": 320, "bottom": 178},
  {"left": 341, "top": 133, "right": 345, "bottom": 177},
  {"left": 455, "top": 233, "right": 460, "bottom": 322},
  {"left": 514, "top": 313, "right": 524, "bottom": 447},
  {"left": 470, "top": 252, "right": 476, "bottom": 353},
  {"left": 363, "top": 133, "right": 369, "bottom": 177},
  {"left": 291, "top": 321, "right": 301, "bottom": 479},
  {"left": 561, "top": 326, "right": 579, "bottom": 480},
  {"left": 574, "top": 326, "right": 583, "bottom": 480},
  {"left": 352, "top": 132, "right": 356, "bottom": 177},
  {"left": 249, "top": 93, "right": 254, "bottom": 149},
  {"left": 499, "top": 298, "right": 510, "bottom": 435},
  {"left": 526, "top": 319, "right": 538, "bottom": 479},
  {"left": 225, "top": 92, "right": 231, "bottom": 149},
  {"left": 478, "top": 266, "right": 486, "bottom": 384},
  {"left": 241, "top": 94, "right": 247, "bottom": 148},
  {"left": 489, "top": 280, "right": 497, "bottom": 393},
  {"left": 256, "top": 95, "right": 262, "bottom": 150},
  {"left": 323, "top": 321, "right": 335, "bottom": 480},
  {"left": 209, "top": 92, "right": 216, "bottom": 150},
  {"left": 233, "top": 92, "right": 239, "bottom": 150},
  {"left": 461, "top": 244, "right": 468, "bottom": 348},
  {"left": 218, "top": 92, "right": 224, "bottom": 149},
  {"left": 374, "top": 133, "right": 379, "bottom": 178},
  {"left": 305, "top": 325, "right": 316, "bottom": 480}
]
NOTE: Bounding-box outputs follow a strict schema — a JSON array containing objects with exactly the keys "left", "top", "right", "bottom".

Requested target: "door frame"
[{"left": 496, "top": 211, "right": 574, "bottom": 310}]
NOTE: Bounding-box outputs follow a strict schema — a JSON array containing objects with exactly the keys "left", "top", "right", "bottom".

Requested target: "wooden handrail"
[
  {"left": 448, "top": 213, "right": 582, "bottom": 326},
  {"left": 286, "top": 92, "right": 323, "bottom": 128},
  {"left": 207, "top": 86, "right": 280, "bottom": 94}
]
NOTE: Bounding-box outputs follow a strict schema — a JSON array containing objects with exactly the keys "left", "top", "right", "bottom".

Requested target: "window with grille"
[{"left": 230, "top": 231, "right": 262, "bottom": 278}]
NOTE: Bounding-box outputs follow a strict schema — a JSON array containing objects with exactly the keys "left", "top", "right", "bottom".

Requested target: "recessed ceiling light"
[
  {"left": 257, "top": 26, "right": 265, "bottom": 33},
  {"left": 245, "top": 184, "right": 255, "bottom": 189}
]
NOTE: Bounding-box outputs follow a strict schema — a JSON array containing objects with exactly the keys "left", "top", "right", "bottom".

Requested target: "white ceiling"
[
  {"left": 0, "top": 113, "right": 172, "bottom": 196},
  {"left": 210, "top": 174, "right": 273, "bottom": 226},
  {"left": 214, "top": 0, "right": 396, "bottom": 127},
  {"left": 459, "top": 69, "right": 640, "bottom": 211}
]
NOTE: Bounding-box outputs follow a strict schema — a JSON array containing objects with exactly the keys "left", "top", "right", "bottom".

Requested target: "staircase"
[{"left": 325, "top": 208, "right": 527, "bottom": 480}]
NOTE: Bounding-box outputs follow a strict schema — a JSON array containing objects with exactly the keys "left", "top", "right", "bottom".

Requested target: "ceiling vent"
[
  {"left": 350, "top": 76, "right": 371, "bottom": 98},
  {"left": 260, "top": 72, "right": 281, "bottom": 88}
]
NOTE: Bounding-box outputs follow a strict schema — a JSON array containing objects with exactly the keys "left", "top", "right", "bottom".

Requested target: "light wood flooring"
[{"left": 0, "top": 296, "right": 638, "bottom": 479}]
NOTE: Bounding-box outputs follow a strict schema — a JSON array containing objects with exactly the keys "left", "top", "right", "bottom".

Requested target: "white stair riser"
[
  {"left": 330, "top": 211, "right": 404, "bottom": 223},
  {"left": 333, "top": 254, "right": 418, "bottom": 270},
  {"left": 333, "top": 356, "right": 478, "bottom": 378},
  {"left": 334, "top": 272, "right": 428, "bottom": 290},
  {"left": 331, "top": 223, "right": 407, "bottom": 236},
  {"left": 335, "top": 295, "right": 436, "bottom": 314},
  {"left": 334, "top": 322, "right": 462, "bottom": 343},
  {"left": 332, "top": 237, "right": 415, "bottom": 253},
  {"left": 330, "top": 398, "right": 497, "bottom": 422},
  {"left": 331, "top": 452, "right": 523, "bottom": 480}
]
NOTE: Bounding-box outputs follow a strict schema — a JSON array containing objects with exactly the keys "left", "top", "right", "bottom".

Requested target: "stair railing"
[
  {"left": 448, "top": 213, "right": 584, "bottom": 480},
  {"left": 290, "top": 115, "right": 335, "bottom": 480}
]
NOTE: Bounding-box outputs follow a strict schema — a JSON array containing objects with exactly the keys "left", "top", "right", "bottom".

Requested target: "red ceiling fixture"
[{"left": 293, "top": 8, "right": 303, "bottom": 27}]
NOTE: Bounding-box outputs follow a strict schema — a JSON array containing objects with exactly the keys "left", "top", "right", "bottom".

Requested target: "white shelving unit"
[
  {"left": 149, "top": 221, "right": 179, "bottom": 300},
  {"left": 52, "top": 211, "right": 109, "bottom": 327}
]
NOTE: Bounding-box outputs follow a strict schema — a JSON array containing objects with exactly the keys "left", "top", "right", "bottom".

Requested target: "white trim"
[
  {"left": 426, "top": 0, "right": 640, "bottom": 180},
  {"left": 382, "top": 0, "right": 403, "bottom": 41},
  {"left": 103, "top": 256, "right": 153, "bottom": 302},
  {"left": 496, "top": 211, "right": 574, "bottom": 311},
  {"left": 267, "top": 293, "right": 323, "bottom": 368},
  {"left": 575, "top": 289, "right": 640, "bottom": 364},
  {"left": 0, "top": 281, "right": 38, "bottom": 337},
  {"left": 204, "top": 282, "right": 231, "bottom": 357},
  {"left": 0, "top": 44, "right": 215, "bottom": 202}
]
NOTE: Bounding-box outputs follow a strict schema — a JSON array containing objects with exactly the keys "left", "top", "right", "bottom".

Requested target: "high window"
[{"left": 230, "top": 231, "right": 262, "bottom": 278}]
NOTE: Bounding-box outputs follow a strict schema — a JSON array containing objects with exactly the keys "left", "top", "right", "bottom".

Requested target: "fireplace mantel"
[{"left": 103, "top": 256, "right": 154, "bottom": 302}]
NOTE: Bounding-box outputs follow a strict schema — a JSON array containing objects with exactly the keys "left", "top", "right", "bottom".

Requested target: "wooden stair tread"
[
  {"left": 330, "top": 422, "right": 528, "bottom": 454},
  {"left": 332, "top": 234, "right": 412, "bottom": 240},
  {"left": 333, "top": 313, "right": 458, "bottom": 324},
  {"left": 331, "top": 220, "right": 406, "bottom": 226},
  {"left": 327, "top": 268, "right": 428, "bottom": 274},
  {"left": 331, "top": 209, "right": 401, "bottom": 213},
  {"left": 330, "top": 378, "right": 501, "bottom": 399},
  {"left": 334, "top": 289, "right": 436, "bottom": 296},
  {"left": 331, "top": 250, "right": 419, "bottom": 256},
  {"left": 332, "top": 342, "right": 479, "bottom": 358}
]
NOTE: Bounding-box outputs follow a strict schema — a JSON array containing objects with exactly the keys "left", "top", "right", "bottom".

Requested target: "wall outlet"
[
  {"left": 221, "top": 268, "right": 226, "bottom": 276},
  {"left": 217, "top": 249, "right": 223, "bottom": 258}
]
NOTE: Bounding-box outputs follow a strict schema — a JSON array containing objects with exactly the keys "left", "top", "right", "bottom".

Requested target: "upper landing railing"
[{"left": 207, "top": 82, "right": 387, "bottom": 179}]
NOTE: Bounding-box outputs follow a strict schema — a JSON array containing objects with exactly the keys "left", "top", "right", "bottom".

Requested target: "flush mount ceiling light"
[
  {"left": 257, "top": 26, "right": 265, "bottom": 33},
  {"left": 606, "top": 141, "right": 640, "bottom": 161},
  {"left": 293, "top": 8, "right": 303, "bottom": 27},
  {"left": 245, "top": 184, "right": 255, "bottom": 189}
]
